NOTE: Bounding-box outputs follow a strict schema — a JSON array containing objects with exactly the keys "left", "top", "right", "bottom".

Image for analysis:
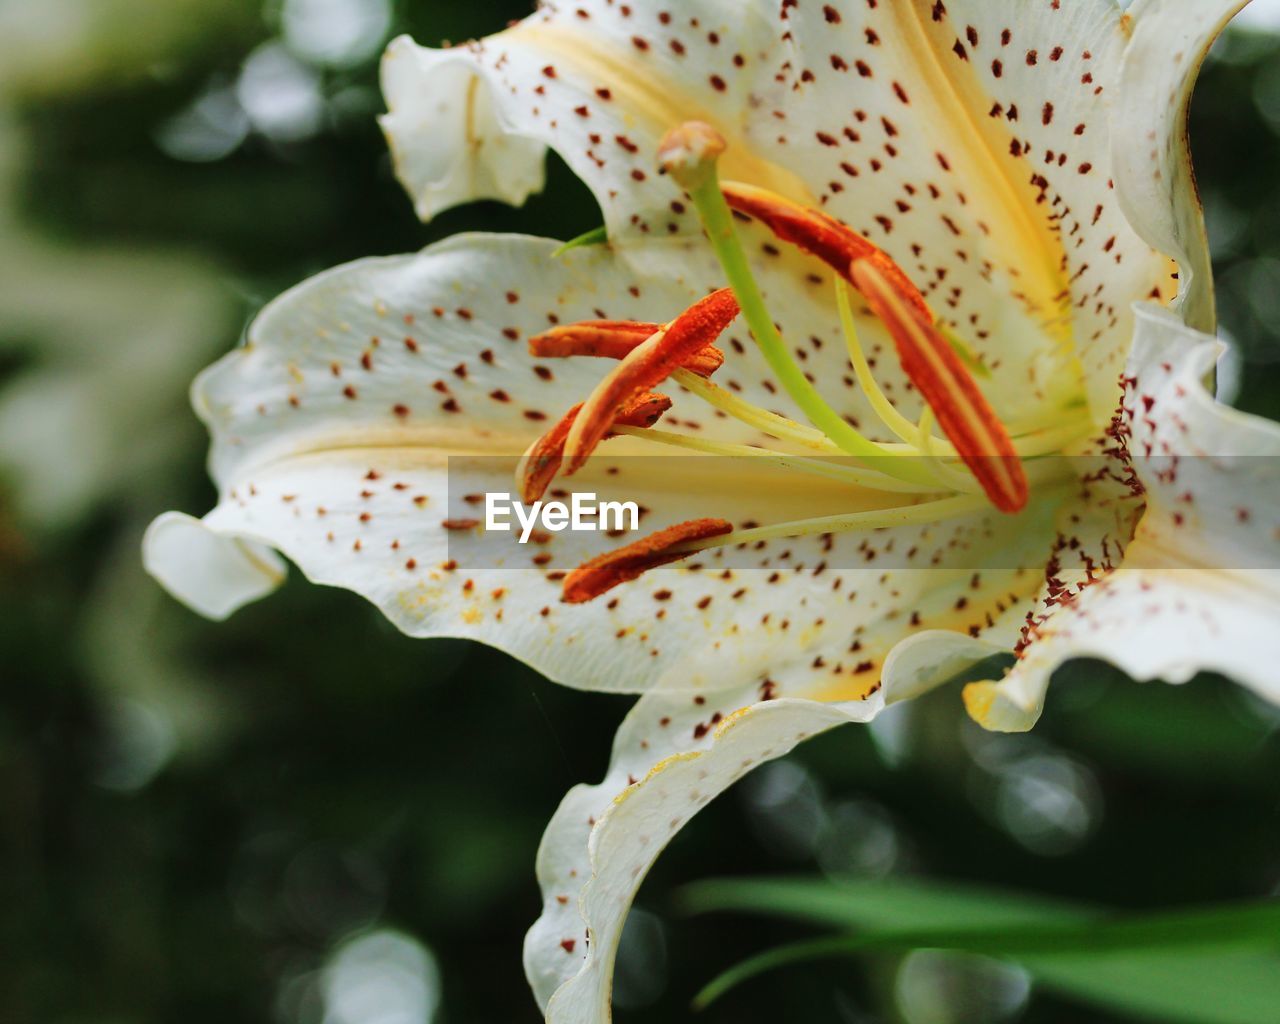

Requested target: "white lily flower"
[{"left": 142, "top": 0, "right": 1279, "bottom": 1020}]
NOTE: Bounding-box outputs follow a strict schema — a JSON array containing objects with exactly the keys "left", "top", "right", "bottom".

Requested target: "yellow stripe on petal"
[
  {"left": 506, "top": 20, "right": 813, "bottom": 207},
  {"left": 886, "top": 3, "right": 1072, "bottom": 340}
]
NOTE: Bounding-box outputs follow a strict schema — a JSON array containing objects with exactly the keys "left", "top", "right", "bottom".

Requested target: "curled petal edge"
[
  {"left": 966, "top": 303, "right": 1280, "bottom": 731},
  {"left": 523, "top": 627, "right": 1008, "bottom": 1021},
  {"left": 142, "top": 511, "right": 286, "bottom": 622},
  {"left": 1115, "top": 0, "right": 1253, "bottom": 332},
  {"left": 380, "top": 35, "right": 548, "bottom": 222}
]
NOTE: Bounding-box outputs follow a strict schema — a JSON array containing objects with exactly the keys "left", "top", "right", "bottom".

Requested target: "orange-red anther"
[
  {"left": 563, "top": 288, "right": 740, "bottom": 472},
  {"left": 517, "top": 391, "right": 674, "bottom": 503},
  {"left": 721, "top": 181, "right": 933, "bottom": 326},
  {"left": 561, "top": 517, "right": 733, "bottom": 603},
  {"left": 529, "top": 321, "right": 723, "bottom": 377},
  {"left": 850, "top": 260, "right": 1028, "bottom": 513},
  {"left": 530, "top": 320, "right": 657, "bottom": 359},
  {"left": 678, "top": 345, "right": 725, "bottom": 378},
  {"left": 611, "top": 391, "right": 674, "bottom": 430},
  {"left": 518, "top": 403, "right": 581, "bottom": 504}
]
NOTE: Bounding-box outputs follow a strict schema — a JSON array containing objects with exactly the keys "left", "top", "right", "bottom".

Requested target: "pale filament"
[
  {"left": 602, "top": 275, "right": 1090, "bottom": 552},
  {"left": 670, "top": 368, "right": 842, "bottom": 452},
  {"left": 666, "top": 278, "right": 1085, "bottom": 497},
  {"left": 610, "top": 424, "right": 947, "bottom": 494},
  {"left": 669, "top": 493, "right": 992, "bottom": 555},
  {"left": 915, "top": 406, "right": 978, "bottom": 494},
  {"left": 835, "top": 278, "right": 926, "bottom": 449},
  {"left": 598, "top": 263, "right": 1089, "bottom": 555}
]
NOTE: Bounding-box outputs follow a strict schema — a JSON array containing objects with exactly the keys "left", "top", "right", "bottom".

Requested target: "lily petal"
[
  {"left": 1115, "top": 0, "right": 1253, "bottom": 333},
  {"left": 145, "top": 233, "right": 1056, "bottom": 697},
  {"left": 524, "top": 620, "right": 1013, "bottom": 1019},
  {"left": 777, "top": 0, "right": 1184, "bottom": 422},
  {"left": 527, "top": 688, "right": 884, "bottom": 1020},
  {"left": 142, "top": 511, "right": 286, "bottom": 621},
  {"left": 381, "top": 2, "right": 1211, "bottom": 424},
  {"left": 380, "top": 6, "right": 808, "bottom": 235},
  {"left": 965, "top": 304, "right": 1280, "bottom": 731},
  {"left": 379, "top": 44, "right": 547, "bottom": 220}
]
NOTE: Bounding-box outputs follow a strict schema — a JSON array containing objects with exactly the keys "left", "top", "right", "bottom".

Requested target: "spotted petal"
[
  {"left": 145, "top": 234, "right": 1067, "bottom": 1021},
  {"left": 771, "top": 0, "right": 1174, "bottom": 423},
  {"left": 1115, "top": 0, "right": 1254, "bottom": 334},
  {"left": 964, "top": 304, "right": 1280, "bottom": 731},
  {"left": 380, "top": 2, "right": 807, "bottom": 239},
  {"left": 525, "top": 568, "right": 1029, "bottom": 1020},
  {"left": 144, "top": 233, "right": 1058, "bottom": 697},
  {"left": 379, "top": 0, "right": 1237, "bottom": 426}
]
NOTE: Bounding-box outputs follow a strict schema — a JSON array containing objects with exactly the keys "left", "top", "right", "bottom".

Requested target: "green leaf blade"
[{"left": 684, "top": 876, "right": 1280, "bottom": 1022}]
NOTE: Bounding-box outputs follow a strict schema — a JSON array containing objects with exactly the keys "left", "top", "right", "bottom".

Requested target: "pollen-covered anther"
[
  {"left": 607, "top": 391, "right": 673, "bottom": 431},
  {"left": 517, "top": 391, "right": 674, "bottom": 504},
  {"left": 529, "top": 321, "right": 724, "bottom": 377},
  {"left": 561, "top": 518, "right": 733, "bottom": 604},
  {"left": 721, "top": 181, "right": 933, "bottom": 325},
  {"left": 849, "top": 259, "right": 1029, "bottom": 514},
  {"left": 561, "top": 288, "right": 740, "bottom": 473}
]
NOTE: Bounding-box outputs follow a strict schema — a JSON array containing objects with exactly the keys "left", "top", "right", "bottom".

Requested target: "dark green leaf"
[{"left": 685, "top": 877, "right": 1280, "bottom": 1022}]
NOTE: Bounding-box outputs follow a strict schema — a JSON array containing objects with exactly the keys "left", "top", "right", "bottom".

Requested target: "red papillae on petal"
[
  {"left": 529, "top": 321, "right": 723, "bottom": 377},
  {"left": 561, "top": 517, "right": 733, "bottom": 604},
  {"left": 722, "top": 181, "right": 933, "bottom": 326},
  {"left": 562, "top": 288, "right": 740, "bottom": 473},
  {"left": 518, "top": 391, "right": 673, "bottom": 503},
  {"left": 850, "top": 260, "right": 1028, "bottom": 514}
]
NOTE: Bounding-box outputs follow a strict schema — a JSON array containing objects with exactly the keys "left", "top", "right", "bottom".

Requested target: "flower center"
[{"left": 522, "top": 122, "right": 1088, "bottom": 602}]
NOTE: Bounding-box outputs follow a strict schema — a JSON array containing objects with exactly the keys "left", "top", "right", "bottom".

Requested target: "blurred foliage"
[
  {"left": 1, "top": 4, "right": 1279, "bottom": 1024},
  {"left": 685, "top": 877, "right": 1280, "bottom": 1021}
]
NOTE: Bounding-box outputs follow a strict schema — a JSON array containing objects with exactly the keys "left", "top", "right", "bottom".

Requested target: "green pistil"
[{"left": 660, "top": 129, "right": 938, "bottom": 488}]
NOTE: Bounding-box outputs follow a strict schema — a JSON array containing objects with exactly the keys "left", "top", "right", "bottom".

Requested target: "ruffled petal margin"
[
  {"left": 965, "top": 304, "right": 1280, "bottom": 731},
  {"left": 524, "top": 625, "right": 1009, "bottom": 1021},
  {"left": 1115, "top": 0, "right": 1254, "bottom": 333}
]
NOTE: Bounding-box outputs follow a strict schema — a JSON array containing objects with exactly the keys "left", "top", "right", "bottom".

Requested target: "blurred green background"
[{"left": 2, "top": 2, "right": 1279, "bottom": 1023}]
